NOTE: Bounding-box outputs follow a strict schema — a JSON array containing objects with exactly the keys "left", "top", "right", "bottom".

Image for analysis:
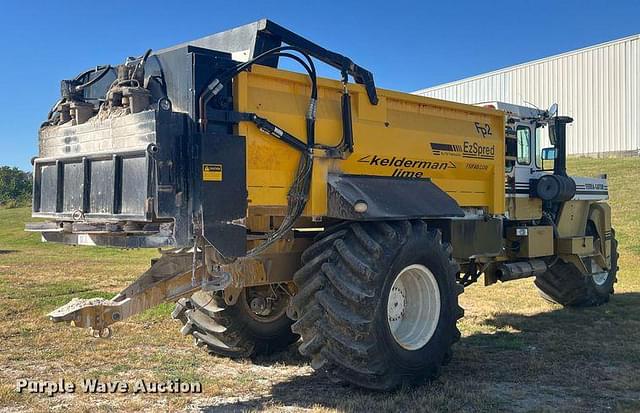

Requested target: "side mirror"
[
  {"left": 548, "top": 103, "right": 558, "bottom": 118},
  {"left": 541, "top": 147, "right": 557, "bottom": 160}
]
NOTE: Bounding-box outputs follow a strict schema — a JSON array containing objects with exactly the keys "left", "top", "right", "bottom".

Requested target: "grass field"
[{"left": 1, "top": 157, "right": 639, "bottom": 412}]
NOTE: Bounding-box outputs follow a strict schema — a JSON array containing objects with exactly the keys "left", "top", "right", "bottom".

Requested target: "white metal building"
[{"left": 414, "top": 35, "right": 640, "bottom": 157}]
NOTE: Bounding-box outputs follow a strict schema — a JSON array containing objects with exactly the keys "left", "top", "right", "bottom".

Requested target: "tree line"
[{"left": 0, "top": 166, "right": 32, "bottom": 207}]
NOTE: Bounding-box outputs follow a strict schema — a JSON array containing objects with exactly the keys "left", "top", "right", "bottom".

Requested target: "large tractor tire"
[
  {"left": 172, "top": 286, "right": 299, "bottom": 358},
  {"left": 535, "top": 229, "right": 618, "bottom": 307},
  {"left": 288, "top": 220, "right": 464, "bottom": 390}
]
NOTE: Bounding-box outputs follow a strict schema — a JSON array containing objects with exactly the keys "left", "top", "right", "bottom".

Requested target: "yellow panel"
[
  {"left": 507, "top": 226, "right": 554, "bottom": 258},
  {"left": 557, "top": 200, "right": 590, "bottom": 237},
  {"left": 234, "top": 65, "right": 505, "bottom": 216},
  {"left": 557, "top": 236, "right": 595, "bottom": 256},
  {"left": 507, "top": 197, "right": 543, "bottom": 220}
]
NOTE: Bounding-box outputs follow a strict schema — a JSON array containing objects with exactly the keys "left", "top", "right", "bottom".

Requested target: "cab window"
[
  {"left": 535, "top": 126, "right": 550, "bottom": 168},
  {"left": 516, "top": 126, "right": 531, "bottom": 165}
]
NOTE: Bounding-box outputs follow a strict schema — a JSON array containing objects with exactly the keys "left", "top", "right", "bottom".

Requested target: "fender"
[
  {"left": 588, "top": 202, "right": 613, "bottom": 268},
  {"left": 327, "top": 174, "right": 465, "bottom": 220}
]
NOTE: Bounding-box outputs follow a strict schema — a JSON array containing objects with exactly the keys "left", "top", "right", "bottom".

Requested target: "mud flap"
[
  {"left": 196, "top": 133, "right": 248, "bottom": 258},
  {"left": 327, "top": 174, "right": 465, "bottom": 220}
]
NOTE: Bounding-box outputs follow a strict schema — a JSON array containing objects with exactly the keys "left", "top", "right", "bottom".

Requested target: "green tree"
[{"left": 0, "top": 166, "right": 32, "bottom": 207}]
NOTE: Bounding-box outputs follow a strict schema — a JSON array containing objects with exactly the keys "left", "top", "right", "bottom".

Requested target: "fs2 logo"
[{"left": 474, "top": 122, "right": 492, "bottom": 138}]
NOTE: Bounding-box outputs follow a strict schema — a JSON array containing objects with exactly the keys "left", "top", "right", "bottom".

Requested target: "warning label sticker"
[{"left": 202, "top": 164, "right": 222, "bottom": 181}]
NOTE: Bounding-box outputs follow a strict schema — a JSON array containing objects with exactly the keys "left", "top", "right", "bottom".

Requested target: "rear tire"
[
  {"left": 535, "top": 229, "right": 618, "bottom": 307},
  {"left": 173, "top": 286, "right": 299, "bottom": 358},
  {"left": 289, "top": 220, "right": 463, "bottom": 390}
]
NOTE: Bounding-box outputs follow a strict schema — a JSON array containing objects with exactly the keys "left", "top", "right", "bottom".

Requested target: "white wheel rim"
[
  {"left": 592, "top": 271, "right": 609, "bottom": 286},
  {"left": 387, "top": 264, "right": 441, "bottom": 350},
  {"left": 590, "top": 261, "right": 609, "bottom": 286}
]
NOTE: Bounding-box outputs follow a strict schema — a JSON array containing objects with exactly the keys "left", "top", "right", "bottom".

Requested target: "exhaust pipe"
[
  {"left": 548, "top": 116, "right": 573, "bottom": 177},
  {"left": 497, "top": 260, "right": 548, "bottom": 282}
]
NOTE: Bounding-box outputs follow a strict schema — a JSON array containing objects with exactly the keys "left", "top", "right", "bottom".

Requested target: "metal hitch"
[{"left": 47, "top": 250, "right": 205, "bottom": 335}]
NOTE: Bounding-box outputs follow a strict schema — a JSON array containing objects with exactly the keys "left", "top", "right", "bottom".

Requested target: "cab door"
[{"left": 505, "top": 119, "right": 543, "bottom": 220}]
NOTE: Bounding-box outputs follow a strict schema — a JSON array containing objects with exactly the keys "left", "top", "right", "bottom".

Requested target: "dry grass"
[{"left": 0, "top": 157, "right": 639, "bottom": 412}]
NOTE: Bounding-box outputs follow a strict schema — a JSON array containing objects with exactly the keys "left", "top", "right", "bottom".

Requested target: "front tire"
[
  {"left": 289, "top": 220, "right": 463, "bottom": 390},
  {"left": 535, "top": 229, "right": 618, "bottom": 307}
]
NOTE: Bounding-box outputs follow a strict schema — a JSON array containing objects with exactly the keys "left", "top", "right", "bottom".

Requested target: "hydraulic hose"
[
  {"left": 198, "top": 46, "right": 319, "bottom": 260},
  {"left": 73, "top": 65, "right": 112, "bottom": 92},
  {"left": 198, "top": 45, "right": 318, "bottom": 136}
]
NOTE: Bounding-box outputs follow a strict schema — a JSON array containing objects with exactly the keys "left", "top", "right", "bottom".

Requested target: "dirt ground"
[{"left": 1, "top": 158, "right": 639, "bottom": 412}]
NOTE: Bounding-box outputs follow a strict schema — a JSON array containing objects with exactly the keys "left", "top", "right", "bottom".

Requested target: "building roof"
[{"left": 414, "top": 33, "right": 640, "bottom": 94}]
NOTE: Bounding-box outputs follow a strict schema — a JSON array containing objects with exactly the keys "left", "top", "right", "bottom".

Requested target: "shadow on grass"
[
  {"left": 0, "top": 249, "right": 18, "bottom": 254},
  {"left": 251, "top": 344, "right": 308, "bottom": 367},
  {"left": 200, "top": 292, "right": 640, "bottom": 413}
]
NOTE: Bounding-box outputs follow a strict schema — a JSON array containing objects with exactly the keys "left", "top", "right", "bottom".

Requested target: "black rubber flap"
[
  {"left": 327, "top": 174, "right": 464, "bottom": 220},
  {"left": 199, "top": 134, "right": 247, "bottom": 257}
]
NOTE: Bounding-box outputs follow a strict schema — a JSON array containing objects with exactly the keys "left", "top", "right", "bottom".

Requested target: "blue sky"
[{"left": 1, "top": 0, "right": 638, "bottom": 170}]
